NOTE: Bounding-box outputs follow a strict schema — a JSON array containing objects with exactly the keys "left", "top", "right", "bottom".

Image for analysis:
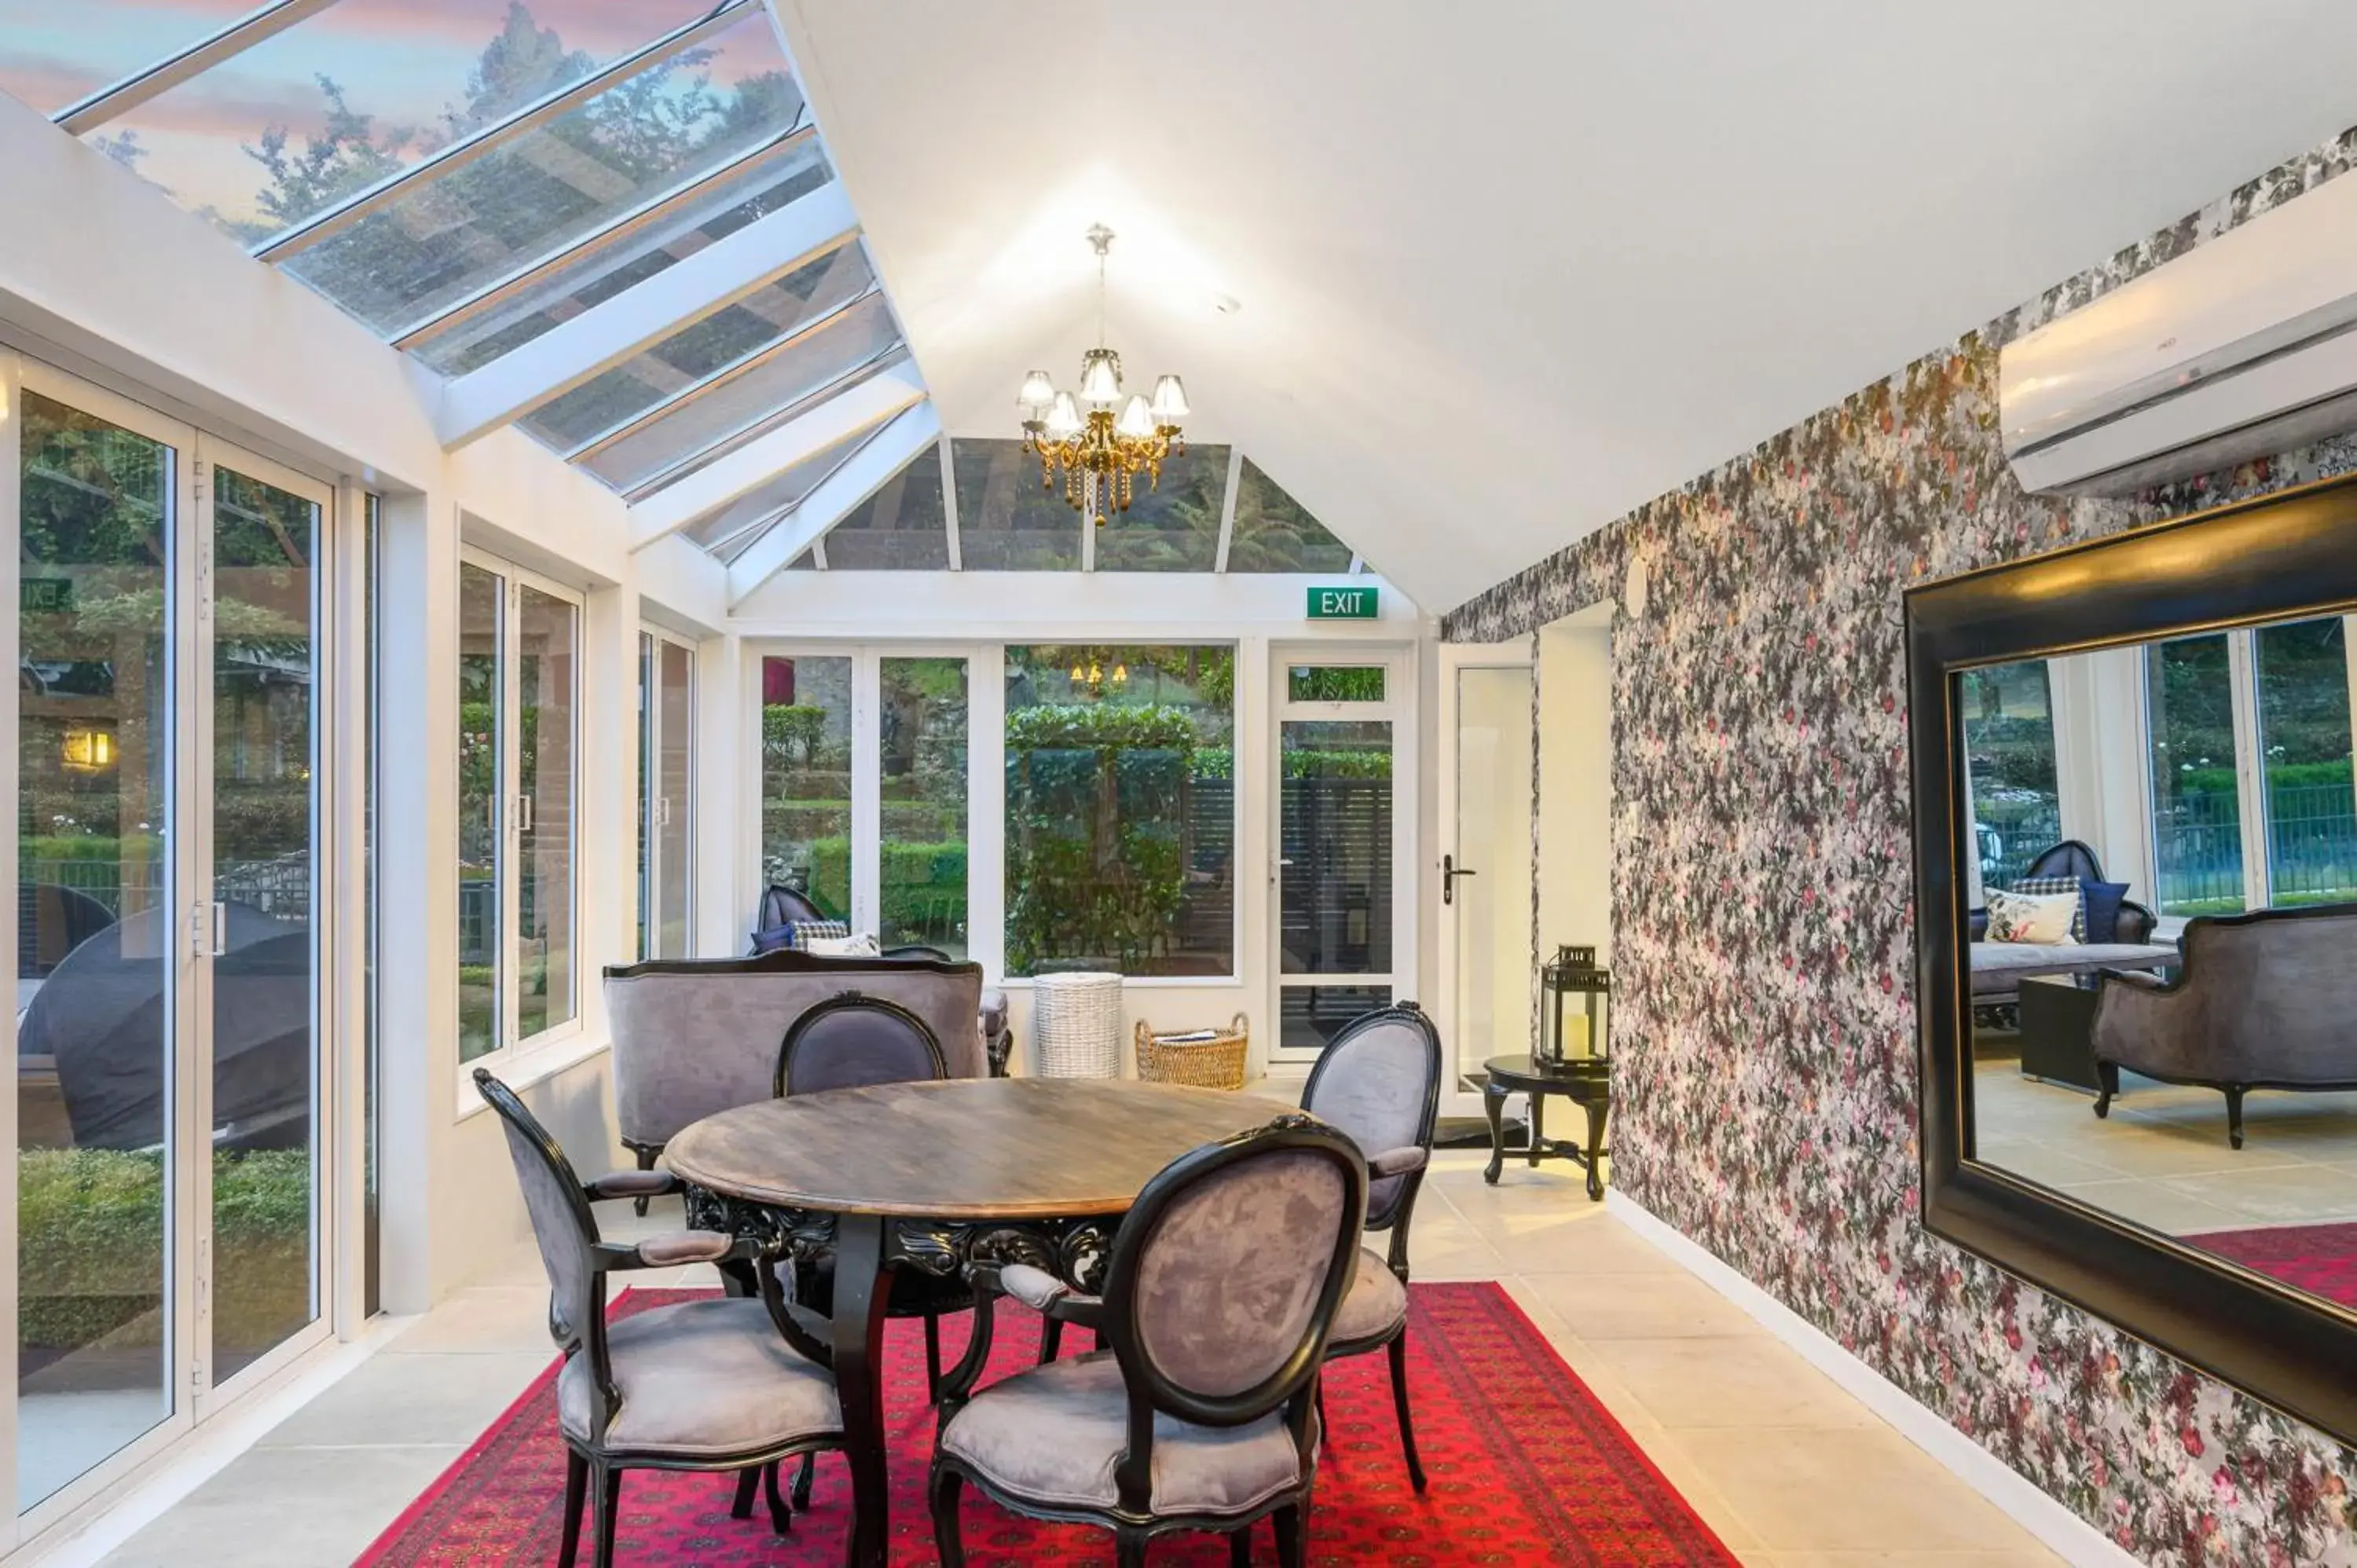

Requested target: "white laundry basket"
[{"left": 1030, "top": 971, "right": 1124, "bottom": 1077}]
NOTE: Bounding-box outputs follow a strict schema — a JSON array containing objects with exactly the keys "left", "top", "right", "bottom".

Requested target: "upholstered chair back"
[
  {"left": 1299, "top": 1005, "right": 1443, "bottom": 1228},
  {"left": 605, "top": 951, "right": 986, "bottom": 1147},
  {"left": 2094, "top": 904, "right": 2357, "bottom": 1085},
  {"left": 775, "top": 993, "right": 948, "bottom": 1097},
  {"left": 1105, "top": 1118, "right": 1365, "bottom": 1423},
  {"left": 473, "top": 1069, "right": 598, "bottom": 1347}
]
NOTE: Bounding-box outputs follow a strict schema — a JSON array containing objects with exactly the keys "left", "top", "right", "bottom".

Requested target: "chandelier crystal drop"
[{"left": 1017, "top": 225, "right": 1188, "bottom": 526}]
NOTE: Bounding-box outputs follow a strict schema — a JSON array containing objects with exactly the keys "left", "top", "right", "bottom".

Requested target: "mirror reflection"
[{"left": 1963, "top": 610, "right": 2357, "bottom": 1306}]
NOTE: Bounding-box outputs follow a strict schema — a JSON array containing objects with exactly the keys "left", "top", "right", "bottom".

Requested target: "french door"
[
  {"left": 639, "top": 630, "right": 697, "bottom": 961},
  {"left": 1268, "top": 650, "right": 1413, "bottom": 1063},
  {"left": 1437, "top": 643, "right": 1536, "bottom": 1110},
  {"left": 8, "top": 361, "right": 342, "bottom": 1533}
]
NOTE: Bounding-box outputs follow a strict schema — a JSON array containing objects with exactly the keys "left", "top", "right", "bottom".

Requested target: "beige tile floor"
[
  {"left": 82, "top": 1150, "right": 2064, "bottom": 1568},
  {"left": 1976, "top": 1059, "right": 2357, "bottom": 1236}
]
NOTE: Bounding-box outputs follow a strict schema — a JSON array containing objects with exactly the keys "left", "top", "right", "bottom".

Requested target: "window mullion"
[
  {"left": 501, "top": 579, "right": 523, "bottom": 1056},
  {"left": 852, "top": 653, "right": 882, "bottom": 938},
  {"left": 2227, "top": 627, "right": 2269, "bottom": 909}
]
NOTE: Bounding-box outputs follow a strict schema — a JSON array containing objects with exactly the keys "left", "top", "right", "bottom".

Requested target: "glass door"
[
  {"left": 1271, "top": 656, "right": 1409, "bottom": 1060},
  {"left": 1439, "top": 647, "right": 1536, "bottom": 1102},
  {"left": 9, "top": 365, "right": 340, "bottom": 1523},
  {"left": 638, "top": 632, "right": 695, "bottom": 961}
]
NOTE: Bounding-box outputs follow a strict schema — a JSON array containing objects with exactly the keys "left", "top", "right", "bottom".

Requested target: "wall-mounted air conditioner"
[{"left": 2001, "top": 170, "right": 2357, "bottom": 496}]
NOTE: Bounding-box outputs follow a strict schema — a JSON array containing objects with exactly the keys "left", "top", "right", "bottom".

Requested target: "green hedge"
[{"left": 20, "top": 1148, "right": 309, "bottom": 1353}]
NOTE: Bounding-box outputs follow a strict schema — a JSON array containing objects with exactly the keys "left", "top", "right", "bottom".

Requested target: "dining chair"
[
  {"left": 930, "top": 1114, "right": 1367, "bottom": 1568},
  {"left": 1298, "top": 1002, "right": 1444, "bottom": 1492},
  {"left": 472, "top": 1069, "right": 845, "bottom": 1568},
  {"left": 770, "top": 991, "right": 969, "bottom": 1506}
]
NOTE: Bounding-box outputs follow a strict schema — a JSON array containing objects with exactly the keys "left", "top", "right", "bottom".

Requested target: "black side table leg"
[
  {"left": 1580, "top": 1097, "right": 1611, "bottom": 1202},
  {"left": 1483, "top": 1083, "right": 1508, "bottom": 1185},
  {"left": 1527, "top": 1093, "right": 1547, "bottom": 1168}
]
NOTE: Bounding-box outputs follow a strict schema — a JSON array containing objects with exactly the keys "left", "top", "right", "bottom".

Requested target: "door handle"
[{"left": 1442, "top": 854, "right": 1478, "bottom": 906}]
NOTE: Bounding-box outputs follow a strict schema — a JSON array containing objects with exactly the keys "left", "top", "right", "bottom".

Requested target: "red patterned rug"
[
  {"left": 2185, "top": 1222, "right": 2357, "bottom": 1306},
  {"left": 357, "top": 1282, "right": 1736, "bottom": 1566}
]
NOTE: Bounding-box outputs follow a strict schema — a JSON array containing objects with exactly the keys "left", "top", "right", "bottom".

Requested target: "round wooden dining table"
[{"left": 663, "top": 1076, "right": 1298, "bottom": 1568}]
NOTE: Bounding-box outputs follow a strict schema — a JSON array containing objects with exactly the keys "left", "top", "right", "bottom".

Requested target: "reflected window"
[
  {"left": 2146, "top": 635, "right": 2245, "bottom": 916},
  {"left": 758, "top": 655, "right": 853, "bottom": 921},
  {"left": 1958, "top": 660, "right": 2061, "bottom": 893},
  {"left": 2255, "top": 616, "right": 2357, "bottom": 908},
  {"left": 880, "top": 659, "right": 969, "bottom": 955}
]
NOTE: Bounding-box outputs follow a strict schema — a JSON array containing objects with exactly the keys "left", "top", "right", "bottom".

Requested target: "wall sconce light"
[{"left": 61, "top": 727, "right": 115, "bottom": 771}]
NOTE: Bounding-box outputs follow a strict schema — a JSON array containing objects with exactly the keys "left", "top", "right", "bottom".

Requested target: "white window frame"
[
  {"left": 456, "top": 545, "right": 585, "bottom": 1100},
  {"left": 1268, "top": 646, "right": 1418, "bottom": 1062},
  {"left": 639, "top": 626, "right": 698, "bottom": 960}
]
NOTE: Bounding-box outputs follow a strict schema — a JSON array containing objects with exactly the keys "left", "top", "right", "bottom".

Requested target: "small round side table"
[{"left": 1481, "top": 1053, "right": 1611, "bottom": 1200}]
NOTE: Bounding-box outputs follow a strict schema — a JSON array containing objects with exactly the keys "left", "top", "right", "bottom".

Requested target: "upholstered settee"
[
  {"left": 2089, "top": 903, "right": 2357, "bottom": 1147},
  {"left": 604, "top": 950, "right": 991, "bottom": 1177},
  {"left": 1968, "top": 839, "right": 2169, "bottom": 1006}
]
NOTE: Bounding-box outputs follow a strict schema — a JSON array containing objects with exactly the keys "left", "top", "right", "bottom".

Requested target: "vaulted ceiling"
[{"left": 775, "top": 0, "right": 2357, "bottom": 610}]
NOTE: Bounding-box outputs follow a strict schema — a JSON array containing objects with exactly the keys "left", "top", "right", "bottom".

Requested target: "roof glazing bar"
[
  {"left": 618, "top": 343, "right": 907, "bottom": 501},
  {"left": 56, "top": 0, "right": 346, "bottom": 135},
  {"left": 254, "top": 1, "right": 754, "bottom": 264},
  {"left": 693, "top": 419, "right": 893, "bottom": 556},
  {"left": 1212, "top": 445, "right": 1243, "bottom": 572},
  {"left": 563, "top": 279, "right": 882, "bottom": 463},
  {"left": 727, "top": 403, "right": 941, "bottom": 603},
  {"left": 390, "top": 120, "right": 816, "bottom": 352}
]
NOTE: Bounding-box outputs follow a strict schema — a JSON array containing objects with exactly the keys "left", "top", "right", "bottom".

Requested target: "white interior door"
[{"left": 1437, "top": 645, "right": 1535, "bottom": 1111}]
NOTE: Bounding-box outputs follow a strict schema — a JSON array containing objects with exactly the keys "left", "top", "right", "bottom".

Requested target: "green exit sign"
[
  {"left": 1307, "top": 585, "right": 1378, "bottom": 620},
  {"left": 21, "top": 577, "right": 72, "bottom": 614}
]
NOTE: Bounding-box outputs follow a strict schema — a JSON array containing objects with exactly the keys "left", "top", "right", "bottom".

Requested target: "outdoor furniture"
[
  {"left": 604, "top": 950, "right": 988, "bottom": 1205},
  {"left": 662, "top": 1078, "right": 1294, "bottom": 1568},
  {"left": 1482, "top": 1053, "right": 1611, "bottom": 1200},
  {"left": 473, "top": 1069, "right": 845, "bottom": 1568},
  {"left": 1030, "top": 971, "right": 1124, "bottom": 1077},
  {"left": 932, "top": 1115, "right": 1365, "bottom": 1568},
  {"left": 1301, "top": 1002, "right": 1442, "bottom": 1492},
  {"left": 2091, "top": 903, "right": 2357, "bottom": 1146}
]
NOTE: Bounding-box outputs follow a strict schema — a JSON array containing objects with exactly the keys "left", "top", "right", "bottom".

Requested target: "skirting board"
[{"left": 1606, "top": 1191, "right": 2143, "bottom": 1568}]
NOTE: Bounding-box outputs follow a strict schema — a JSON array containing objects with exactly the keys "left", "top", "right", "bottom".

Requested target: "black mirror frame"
[{"left": 1906, "top": 471, "right": 2357, "bottom": 1448}]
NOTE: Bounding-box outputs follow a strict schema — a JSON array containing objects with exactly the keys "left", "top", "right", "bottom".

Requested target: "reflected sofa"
[
  {"left": 2089, "top": 902, "right": 2357, "bottom": 1147},
  {"left": 1969, "top": 840, "right": 2171, "bottom": 1009}
]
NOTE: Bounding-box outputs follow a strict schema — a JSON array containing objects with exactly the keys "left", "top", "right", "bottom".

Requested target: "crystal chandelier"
[{"left": 1016, "top": 225, "right": 1189, "bottom": 526}]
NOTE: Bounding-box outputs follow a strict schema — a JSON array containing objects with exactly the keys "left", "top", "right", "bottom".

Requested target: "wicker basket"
[
  {"left": 1031, "top": 971, "right": 1124, "bottom": 1077},
  {"left": 1135, "top": 1013, "right": 1251, "bottom": 1090}
]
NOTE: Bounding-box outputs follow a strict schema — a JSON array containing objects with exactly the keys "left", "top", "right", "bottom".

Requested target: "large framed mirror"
[{"left": 1909, "top": 474, "right": 2357, "bottom": 1445}]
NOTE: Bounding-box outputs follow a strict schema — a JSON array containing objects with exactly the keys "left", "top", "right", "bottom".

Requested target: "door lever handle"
[{"left": 1442, "top": 854, "right": 1478, "bottom": 906}]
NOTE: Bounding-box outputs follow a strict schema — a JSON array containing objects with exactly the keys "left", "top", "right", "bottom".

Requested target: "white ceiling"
[{"left": 777, "top": 0, "right": 2357, "bottom": 612}]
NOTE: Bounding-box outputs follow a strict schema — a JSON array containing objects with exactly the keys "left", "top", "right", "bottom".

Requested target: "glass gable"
[
  {"left": 519, "top": 240, "right": 879, "bottom": 455},
  {"left": 954, "top": 439, "right": 1082, "bottom": 571},
  {"left": 1094, "top": 444, "right": 1228, "bottom": 572},
  {"left": 1226, "top": 457, "right": 1354, "bottom": 573},
  {"left": 823, "top": 442, "right": 949, "bottom": 570},
  {"left": 682, "top": 428, "right": 864, "bottom": 560},
  {"left": 279, "top": 10, "right": 808, "bottom": 338},
  {"left": 84, "top": 0, "right": 724, "bottom": 244}
]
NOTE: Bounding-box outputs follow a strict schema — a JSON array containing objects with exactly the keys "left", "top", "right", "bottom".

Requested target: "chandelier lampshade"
[{"left": 1015, "top": 226, "right": 1189, "bottom": 526}]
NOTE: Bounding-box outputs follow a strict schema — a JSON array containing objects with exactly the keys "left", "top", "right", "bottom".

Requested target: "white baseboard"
[{"left": 1606, "top": 1191, "right": 2143, "bottom": 1568}]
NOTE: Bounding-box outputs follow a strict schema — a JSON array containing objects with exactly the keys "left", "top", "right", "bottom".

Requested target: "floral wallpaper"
[{"left": 1443, "top": 126, "right": 2357, "bottom": 1566}]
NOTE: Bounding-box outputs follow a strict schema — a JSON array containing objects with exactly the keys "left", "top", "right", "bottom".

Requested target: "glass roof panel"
[
  {"left": 519, "top": 240, "right": 879, "bottom": 454},
  {"left": 279, "top": 9, "right": 806, "bottom": 338},
  {"left": 1225, "top": 457, "right": 1355, "bottom": 573},
  {"left": 681, "top": 427, "right": 863, "bottom": 558},
  {"left": 86, "top": 0, "right": 720, "bottom": 244},
  {"left": 0, "top": 0, "right": 255, "bottom": 116},
  {"left": 822, "top": 441, "right": 948, "bottom": 570},
  {"left": 952, "top": 439, "right": 1081, "bottom": 571},
  {"left": 409, "top": 130, "right": 827, "bottom": 375},
  {"left": 574, "top": 283, "right": 899, "bottom": 490},
  {"left": 1094, "top": 443, "right": 1228, "bottom": 571}
]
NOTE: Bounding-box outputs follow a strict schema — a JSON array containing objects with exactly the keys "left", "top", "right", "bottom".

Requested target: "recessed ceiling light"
[{"left": 1211, "top": 294, "right": 1243, "bottom": 316}]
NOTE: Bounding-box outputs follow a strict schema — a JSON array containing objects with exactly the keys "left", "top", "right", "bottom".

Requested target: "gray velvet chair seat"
[
  {"left": 558, "top": 1298, "right": 841, "bottom": 1460},
  {"left": 940, "top": 1351, "right": 1310, "bottom": 1516},
  {"left": 1331, "top": 1246, "right": 1407, "bottom": 1345}
]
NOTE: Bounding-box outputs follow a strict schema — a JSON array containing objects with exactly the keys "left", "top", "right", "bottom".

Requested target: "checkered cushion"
[
  {"left": 2007, "top": 877, "right": 2084, "bottom": 942},
  {"left": 786, "top": 919, "right": 850, "bottom": 950}
]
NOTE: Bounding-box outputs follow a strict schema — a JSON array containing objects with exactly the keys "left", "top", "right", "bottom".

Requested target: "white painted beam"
[
  {"left": 629, "top": 359, "right": 927, "bottom": 548},
  {"left": 727, "top": 403, "right": 941, "bottom": 605},
  {"left": 434, "top": 181, "right": 860, "bottom": 449}
]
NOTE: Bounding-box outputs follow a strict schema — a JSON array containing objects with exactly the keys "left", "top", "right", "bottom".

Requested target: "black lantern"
[{"left": 1540, "top": 944, "right": 1611, "bottom": 1068}]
